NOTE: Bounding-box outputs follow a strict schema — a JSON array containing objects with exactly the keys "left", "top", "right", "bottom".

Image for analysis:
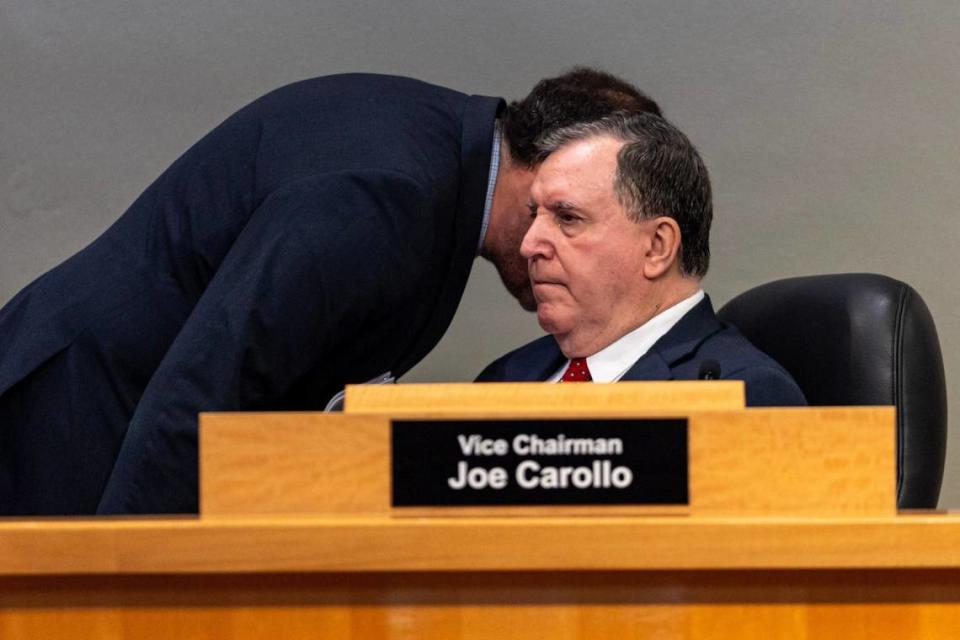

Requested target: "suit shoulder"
[
  {"left": 703, "top": 326, "right": 807, "bottom": 406},
  {"left": 252, "top": 74, "right": 467, "bottom": 111}
]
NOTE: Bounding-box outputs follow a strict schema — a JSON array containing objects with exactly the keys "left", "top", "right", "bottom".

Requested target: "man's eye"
[{"left": 557, "top": 213, "right": 580, "bottom": 225}]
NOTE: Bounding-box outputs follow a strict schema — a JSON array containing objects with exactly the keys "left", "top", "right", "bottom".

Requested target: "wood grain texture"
[
  {"left": 344, "top": 381, "right": 745, "bottom": 417},
  {"left": 0, "top": 399, "right": 926, "bottom": 639},
  {"left": 5, "top": 515, "right": 960, "bottom": 638},
  {"left": 691, "top": 407, "right": 896, "bottom": 516},
  {"left": 200, "top": 413, "right": 390, "bottom": 515},
  {"left": 1, "top": 513, "right": 959, "bottom": 575},
  {"left": 200, "top": 407, "right": 896, "bottom": 517},
  {"left": 3, "top": 569, "right": 960, "bottom": 639}
]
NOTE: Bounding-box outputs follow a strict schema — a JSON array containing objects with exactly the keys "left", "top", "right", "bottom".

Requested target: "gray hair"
[{"left": 535, "top": 111, "right": 712, "bottom": 277}]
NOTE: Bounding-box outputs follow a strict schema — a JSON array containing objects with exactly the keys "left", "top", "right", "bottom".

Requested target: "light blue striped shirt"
[{"left": 476, "top": 120, "right": 502, "bottom": 254}]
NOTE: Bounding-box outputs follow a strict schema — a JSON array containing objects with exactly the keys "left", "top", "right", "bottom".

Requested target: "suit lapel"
[
  {"left": 621, "top": 296, "right": 725, "bottom": 381},
  {"left": 519, "top": 336, "right": 567, "bottom": 381},
  {"left": 619, "top": 350, "right": 673, "bottom": 381}
]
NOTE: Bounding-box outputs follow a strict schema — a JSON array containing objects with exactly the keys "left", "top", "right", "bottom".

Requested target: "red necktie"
[{"left": 559, "top": 357, "right": 592, "bottom": 382}]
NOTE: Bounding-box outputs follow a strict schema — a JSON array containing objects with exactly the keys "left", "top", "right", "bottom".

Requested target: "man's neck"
[
  {"left": 549, "top": 288, "right": 705, "bottom": 382},
  {"left": 557, "top": 278, "right": 702, "bottom": 358}
]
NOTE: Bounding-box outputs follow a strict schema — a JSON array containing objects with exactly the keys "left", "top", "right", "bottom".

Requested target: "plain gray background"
[{"left": 3, "top": 1, "right": 958, "bottom": 505}]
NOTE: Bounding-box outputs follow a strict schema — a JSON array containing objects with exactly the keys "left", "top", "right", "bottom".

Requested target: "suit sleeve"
[{"left": 97, "top": 171, "right": 432, "bottom": 514}]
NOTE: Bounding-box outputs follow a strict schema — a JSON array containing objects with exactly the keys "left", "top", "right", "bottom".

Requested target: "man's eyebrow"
[
  {"left": 527, "top": 199, "right": 580, "bottom": 213},
  {"left": 549, "top": 200, "right": 579, "bottom": 212}
]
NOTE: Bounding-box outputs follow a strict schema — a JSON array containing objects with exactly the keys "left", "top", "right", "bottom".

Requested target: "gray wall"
[{"left": 3, "top": 1, "right": 959, "bottom": 504}]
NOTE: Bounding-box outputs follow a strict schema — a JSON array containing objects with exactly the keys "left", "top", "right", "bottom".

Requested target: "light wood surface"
[
  {"left": 691, "top": 407, "right": 895, "bottom": 516},
  {"left": 3, "top": 515, "right": 960, "bottom": 638},
  {"left": 10, "top": 392, "right": 910, "bottom": 637},
  {"left": 200, "top": 407, "right": 895, "bottom": 517},
  {"left": 344, "top": 381, "right": 746, "bottom": 416},
  {"left": 200, "top": 413, "right": 389, "bottom": 515},
  {"left": 4, "top": 569, "right": 960, "bottom": 640},
  {"left": 0, "top": 513, "right": 957, "bottom": 575}
]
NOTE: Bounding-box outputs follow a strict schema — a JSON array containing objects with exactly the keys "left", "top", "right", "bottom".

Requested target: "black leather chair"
[{"left": 717, "top": 273, "right": 947, "bottom": 509}]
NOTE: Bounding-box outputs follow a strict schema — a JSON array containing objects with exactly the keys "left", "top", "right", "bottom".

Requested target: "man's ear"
[{"left": 641, "top": 217, "right": 682, "bottom": 279}]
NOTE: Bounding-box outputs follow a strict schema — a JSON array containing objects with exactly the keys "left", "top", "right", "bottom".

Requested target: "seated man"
[{"left": 476, "top": 112, "right": 805, "bottom": 406}]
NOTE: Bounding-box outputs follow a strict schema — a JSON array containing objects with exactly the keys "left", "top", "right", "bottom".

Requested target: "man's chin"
[{"left": 536, "top": 308, "right": 567, "bottom": 335}]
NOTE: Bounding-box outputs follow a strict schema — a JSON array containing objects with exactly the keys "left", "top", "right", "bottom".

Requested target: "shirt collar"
[
  {"left": 550, "top": 289, "right": 705, "bottom": 382},
  {"left": 476, "top": 120, "right": 502, "bottom": 255}
]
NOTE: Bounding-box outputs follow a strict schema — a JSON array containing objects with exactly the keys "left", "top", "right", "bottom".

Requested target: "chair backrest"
[{"left": 717, "top": 273, "right": 947, "bottom": 508}]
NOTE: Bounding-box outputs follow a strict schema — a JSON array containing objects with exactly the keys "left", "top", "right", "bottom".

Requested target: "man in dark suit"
[
  {"left": 476, "top": 112, "right": 806, "bottom": 407},
  {"left": 0, "top": 70, "right": 662, "bottom": 515}
]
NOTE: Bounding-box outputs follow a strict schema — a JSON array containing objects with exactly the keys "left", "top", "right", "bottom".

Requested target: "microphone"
[{"left": 698, "top": 359, "right": 721, "bottom": 380}]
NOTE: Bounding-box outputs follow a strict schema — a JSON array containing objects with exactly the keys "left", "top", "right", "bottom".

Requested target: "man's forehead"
[{"left": 531, "top": 135, "right": 623, "bottom": 202}]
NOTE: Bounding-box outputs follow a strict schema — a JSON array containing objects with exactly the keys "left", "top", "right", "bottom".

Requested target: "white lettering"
[
  {"left": 448, "top": 460, "right": 469, "bottom": 489},
  {"left": 457, "top": 434, "right": 479, "bottom": 455},
  {"left": 457, "top": 434, "right": 508, "bottom": 456},
  {"left": 447, "top": 461, "right": 509, "bottom": 489},
  {"left": 611, "top": 466, "right": 633, "bottom": 488},
  {"left": 488, "top": 467, "right": 508, "bottom": 489},
  {"left": 540, "top": 465, "right": 558, "bottom": 488},
  {"left": 571, "top": 466, "right": 592, "bottom": 488},
  {"left": 516, "top": 460, "right": 540, "bottom": 488},
  {"left": 513, "top": 434, "right": 530, "bottom": 455},
  {"left": 512, "top": 460, "right": 634, "bottom": 490},
  {"left": 510, "top": 434, "right": 625, "bottom": 456}
]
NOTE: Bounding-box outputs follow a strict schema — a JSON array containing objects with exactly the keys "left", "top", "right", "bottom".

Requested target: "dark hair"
[
  {"left": 501, "top": 67, "right": 662, "bottom": 167},
  {"left": 536, "top": 112, "right": 712, "bottom": 277}
]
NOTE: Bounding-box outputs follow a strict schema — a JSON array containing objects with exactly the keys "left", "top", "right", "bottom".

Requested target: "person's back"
[{"left": 0, "top": 74, "right": 495, "bottom": 515}]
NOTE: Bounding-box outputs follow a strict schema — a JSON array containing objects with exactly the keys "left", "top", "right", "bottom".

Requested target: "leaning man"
[
  {"left": 0, "top": 70, "right": 662, "bottom": 516},
  {"left": 477, "top": 112, "right": 806, "bottom": 407}
]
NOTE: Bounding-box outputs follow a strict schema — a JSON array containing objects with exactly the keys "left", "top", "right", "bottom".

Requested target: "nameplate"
[{"left": 391, "top": 418, "right": 688, "bottom": 507}]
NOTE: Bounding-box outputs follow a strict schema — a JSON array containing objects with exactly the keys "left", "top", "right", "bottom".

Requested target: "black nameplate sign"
[{"left": 391, "top": 418, "right": 688, "bottom": 507}]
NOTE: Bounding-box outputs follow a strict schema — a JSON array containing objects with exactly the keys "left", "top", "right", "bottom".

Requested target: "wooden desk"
[
  {"left": 3, "top": 513, "right": 960, "bottom": 638},
  {"left": 0, "top": 396, "right": 920, "bottom": 637}
]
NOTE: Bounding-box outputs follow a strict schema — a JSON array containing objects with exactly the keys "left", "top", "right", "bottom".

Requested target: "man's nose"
[{"left": 520, "top": 214, "right": 553, "bottom": 260}]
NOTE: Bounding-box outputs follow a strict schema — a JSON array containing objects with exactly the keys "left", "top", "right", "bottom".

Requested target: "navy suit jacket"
[
  {"left": 476, "top": 297, "right": 807, "bottom": 407},
  {"left": 0, "top": 74, "right": 502, "bottom": 515}
]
